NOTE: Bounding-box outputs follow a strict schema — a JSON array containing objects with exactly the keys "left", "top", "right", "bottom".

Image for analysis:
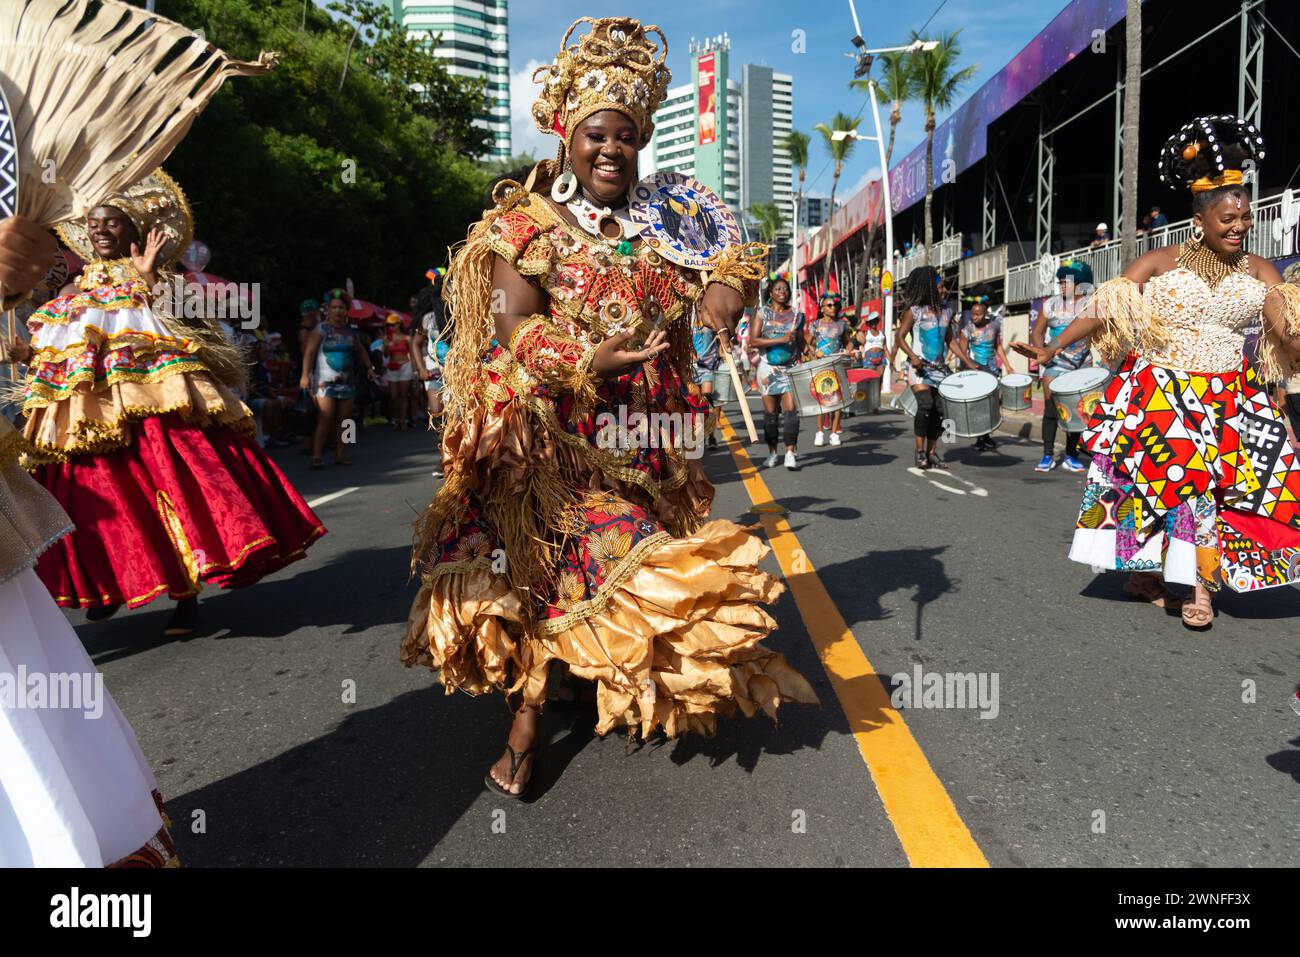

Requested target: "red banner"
[{"left": 697, "top": 53, "right": 717, "bottom": 146}]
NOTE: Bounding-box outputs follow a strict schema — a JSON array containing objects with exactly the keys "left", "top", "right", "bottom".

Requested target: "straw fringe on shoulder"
[{"left": 1085, "top": 276, "right": 1170, "bottom": 364}]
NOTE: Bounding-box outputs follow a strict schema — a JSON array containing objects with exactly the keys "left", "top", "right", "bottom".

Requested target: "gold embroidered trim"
[
  {"left": 23, "top": 361, "right": 228, "bottom": 411},
  {"left": 156, "top": 490, "right": 203, "bottom": 588},
  {"left": 536, "top": 530, "right": 671, "bottom": 635},
  {"left": 29, "top": 328, "right": 201, "bottom": 364},
  {"left": 22, "top": 400, "right": 254, "bottom": 466}
]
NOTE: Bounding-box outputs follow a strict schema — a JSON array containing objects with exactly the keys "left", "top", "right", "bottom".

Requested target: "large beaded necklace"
[
  {"left": 1180, "top": 237, "right": 1246, "bottom": 291},
  {"left": 567, "top": 188, "right": 644, "bottom": 257}
]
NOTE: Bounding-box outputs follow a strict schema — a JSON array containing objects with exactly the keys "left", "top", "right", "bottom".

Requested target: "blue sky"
[{"left": 507, "top": 0, "right": 1071, "bottom": 201}]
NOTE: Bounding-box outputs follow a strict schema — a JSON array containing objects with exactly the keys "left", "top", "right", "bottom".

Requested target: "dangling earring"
[
  {"left": 551, "top": 157, "right": 577, "bottom": 204},
  {"left": 1191, "top": 223, "right": 1204, "bottom": 242}
]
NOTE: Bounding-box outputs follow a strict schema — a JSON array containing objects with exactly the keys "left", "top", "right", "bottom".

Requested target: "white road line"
[
  {"left": 307, "top": 486, "right": 360, "bottom": 508},
  {"left": 928, "top": 480, "right": 967, "bottom": 495}
]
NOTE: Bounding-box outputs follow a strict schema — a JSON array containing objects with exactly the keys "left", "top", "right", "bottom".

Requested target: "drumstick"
[{"left": 721, "top": 346, "right": 758, "bottom": 443}]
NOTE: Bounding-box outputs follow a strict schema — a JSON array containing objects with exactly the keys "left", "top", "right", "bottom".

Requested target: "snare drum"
[
  {"left": 710, "top": 366, "right": 736, "bottom": 404},
  {"left": 897, "top": 385, "right": 918, "bottom": 416},
  {"left": 999, "top": 372, "right": 1034, "bottom": 411},
  {"left": 938, "top": 370, "right": 1002, "bottom": 437},
  {"left": 787, "top": 355, "right": 852, "bottom": 417},
  {"left": 847, "top": 369, "right": 881, "bottom": 414},
  {"left": 1049, "top": 366, "right": 1112, "bottom": 432}
]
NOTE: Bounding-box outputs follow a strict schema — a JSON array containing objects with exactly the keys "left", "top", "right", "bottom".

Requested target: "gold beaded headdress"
[
  {"left": 531, "top": 17, "right": 671, "bottom": 157},
  {"left": 56, "top": 168, "right": 193, "bottom": 268}
]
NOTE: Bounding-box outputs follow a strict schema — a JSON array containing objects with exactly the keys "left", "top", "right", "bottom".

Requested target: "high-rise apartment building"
[
  {"left": 647, "top": 36, "right": 793, "bottom": 238},
  {"left": 392, "top": 0, "right": 511, "bottom": 161}
]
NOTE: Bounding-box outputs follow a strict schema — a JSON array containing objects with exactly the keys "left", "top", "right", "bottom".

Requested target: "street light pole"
[{"left": 838, "top": 6, "right": 935, "bottom": 394}]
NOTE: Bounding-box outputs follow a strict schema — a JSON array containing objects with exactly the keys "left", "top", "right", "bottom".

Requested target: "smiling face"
[
  {"left": 1196, "top": 191, "right": 1253, "bottom": 256},
  {"left": 569, "top": 110, "right": 640, "bottom": 206},
  {"left": 769, "top": 280, "right": 790, "bottom": 306},
  {"left": 86, "top": 205, "right": 140, "bottom": 260}
]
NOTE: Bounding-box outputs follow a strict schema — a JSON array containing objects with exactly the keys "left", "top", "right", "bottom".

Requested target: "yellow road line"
[{"left": 719, "top": 412, "right": 988, "bottom": 868}]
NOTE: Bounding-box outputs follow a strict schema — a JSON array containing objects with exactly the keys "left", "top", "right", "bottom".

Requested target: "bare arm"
[
  {"left": 1258, "top": 258, "right": 1300, "bottom": 362},
  {"left": 411, "top": 328, "right": 429, "bottom": 378},
  {"left": 299, "top": 328, "right": 323, "bottom": 388},
  {"left": 892, "top": 307, "right": 921, "bottom": 367}
]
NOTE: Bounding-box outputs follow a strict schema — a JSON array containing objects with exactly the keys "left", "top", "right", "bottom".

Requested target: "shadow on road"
[
  {"left": 169, "top": 685, "right": 506, "bottom": 865},
  {"left": 813, "top": 548, "right": 958, "bottom": 642},
  {"left": 81, "top": 542, "right": 418, "bottom": 664}
]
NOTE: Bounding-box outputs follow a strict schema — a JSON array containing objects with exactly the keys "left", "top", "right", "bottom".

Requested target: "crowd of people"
[{"left": 2, "top": 4, "right": 1300, "bottom": 872}]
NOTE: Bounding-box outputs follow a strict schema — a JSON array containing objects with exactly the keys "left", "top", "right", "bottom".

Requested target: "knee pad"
[
  {"left": 927, "top": 395, "right": 945, "bottom": 440},
  {"left": 763, "top": 411, "right": 780, "bottom": 447},
  {"left": 913, "top": 389, "right": 934, "bottom": 437},
  {"left": 782, "top": 410, "right": 800, "bottom": 446}
]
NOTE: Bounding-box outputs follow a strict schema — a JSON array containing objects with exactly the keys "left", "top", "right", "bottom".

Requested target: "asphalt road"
[{"left": 75, "top": 404, "right": 1300, "bottom": 867}]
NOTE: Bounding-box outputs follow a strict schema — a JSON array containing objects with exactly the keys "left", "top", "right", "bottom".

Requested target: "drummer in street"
[
  {"left": 955, "top": 297, "right": 1010, "bottom": 451},
  {"left": 892, "top": 266, "right": 972, "bottom": 470},
  {"left": 1031, "top": 260, "right": 1095, "bottom": 473},
  {"left": 690, "top": 308, "right": 722, "bottom": 450},
  {"left": 808, "top": 291, "right": 854, "bottom": 446},
  {"left": 751, "top": 277, "right": 806, "bottom": 469}
]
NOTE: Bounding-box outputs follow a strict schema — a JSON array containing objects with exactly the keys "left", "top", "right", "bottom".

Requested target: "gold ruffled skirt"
[{"left": 403, "top": 519, "right": 817, "bottom": 738}]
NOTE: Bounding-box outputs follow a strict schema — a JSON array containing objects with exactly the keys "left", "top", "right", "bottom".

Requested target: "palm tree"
[
  {"left": 848, "top": 51, "right": 916, "bottom": 318},
  {"left": 912, "top": 31, "right": 977, "bottom": 264},
  {"left": 1119, "top": 1, "right": 1142, "bottom": 266},
  {"left": 785, "top": 130, "right": 811, "bottom": 305},
  {"left": 748, "top": 202, "right": 785, "bottom": 273},
  {"left": 814, "top": 111, "right": 860, "bottom": 273}
]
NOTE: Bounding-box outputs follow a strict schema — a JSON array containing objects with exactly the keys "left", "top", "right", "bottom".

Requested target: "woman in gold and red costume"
[
  {"left": 403, "top": 17, "right": 816, "bottom": 797},
  {"left": 1016, "top": 117, "right": 1300, "bottom": 630},
  {"left": 7, "top": 171, "right": 325, "bottom": 637}
]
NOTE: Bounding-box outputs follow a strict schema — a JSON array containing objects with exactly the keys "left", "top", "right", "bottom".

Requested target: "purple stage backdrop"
[{"left": 888, "top": 0, "right": 1128, "bottom": 213}]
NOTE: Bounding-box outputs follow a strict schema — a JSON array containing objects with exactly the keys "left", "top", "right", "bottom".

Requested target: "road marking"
[
  {"left": 307, "top": 486, "right": 360, "bottom": 508},
  {"left": 718, "top": 413, "right": 988, "bottom": 868},
  {"left": 906, "top": 466, "right": 990, "bottom": 498}
]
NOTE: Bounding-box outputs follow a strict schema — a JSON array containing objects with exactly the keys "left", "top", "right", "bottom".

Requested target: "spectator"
[
  {"left": 249, "top": 339, "right": 292, "bottom": 448},
  {"left": 1136, "top": 211, "right": 1153, "bottom": 237},
  {"left": 1088, "top": 222, "right": 1110, "bottom": 249},
  {"left": 1150, "top": 205, "right": 1168, "bottom": 228}
]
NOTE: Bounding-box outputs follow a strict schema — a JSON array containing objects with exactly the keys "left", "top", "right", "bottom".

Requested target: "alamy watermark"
[
  {"left": 154, "top": 276, "right": 262, "bottom": 329},
  {"left": 1, "top": 667, "right": 105, "bottom": 719},
  {"left": 595, "top": 405, "right": 710, "bottom": 460},
  {"left": 890, "top": 665, "right": 999, "bottom": 719}
]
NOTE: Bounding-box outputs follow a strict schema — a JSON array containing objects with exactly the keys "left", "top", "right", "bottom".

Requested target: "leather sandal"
[
  {"left": 1123, "top": 575, "right": 1182, "bottom": 610},
  {"left": 1181, "top": 589, "right": 1214, "bottom": 630}
]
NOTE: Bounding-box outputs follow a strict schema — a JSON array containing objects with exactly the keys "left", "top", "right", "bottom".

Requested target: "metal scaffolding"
[
  {"left": 1036, "top": 115, "right": 1054, "bottom": 258},
  {"left": 1239, "top": 1, "right": 1265, "bottom": 203}
]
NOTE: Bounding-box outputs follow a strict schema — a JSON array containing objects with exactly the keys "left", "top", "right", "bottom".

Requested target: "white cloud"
[
  {"left": 847, "top": 166, "right": 883, "bottom": 197},
  {"left": 510, "top": 59, "right": 554, "bottom": 161}
]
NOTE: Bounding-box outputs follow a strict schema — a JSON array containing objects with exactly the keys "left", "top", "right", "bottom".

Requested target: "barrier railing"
[
  {"left": 1004, "top": 189, "right": 1298, "bottom": 303},
  {"left": 896, "top": 234, "right": 963, "bottom": 281}
]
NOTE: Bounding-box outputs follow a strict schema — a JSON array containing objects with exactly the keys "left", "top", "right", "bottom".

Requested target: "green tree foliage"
[{"left": 154, "top": 0, "right": 492, "bottom": 327}]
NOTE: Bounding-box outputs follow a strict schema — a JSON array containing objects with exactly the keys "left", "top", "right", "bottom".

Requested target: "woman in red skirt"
[{"left": 7, "top": 170, "right": 325, "bottom": 636}]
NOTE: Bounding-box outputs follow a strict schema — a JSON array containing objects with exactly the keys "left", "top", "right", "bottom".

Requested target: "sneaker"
[
  {"left": 784, "top": 451, "right": 799, "bottom": 470},
  {"left": 707, "top": 433, "right": 718, "bottom": 449},
  {"left": 814, "top": 430, "right": 825, "bottom": 447},
  {"left": 1035, "top": 454, "right": 1057, "bottom": 472},
  {"left": 829, "top": 432, "right": 842, "bottom": 446},
  {"left": 984, "top": 435, "right": 998, "bottom": 450},
  {"left": 764, "top": 452, "right": 779, "bottom": 468},
  {"left": 1062, "top": 455, "right": 1086, "bottom": 472}
]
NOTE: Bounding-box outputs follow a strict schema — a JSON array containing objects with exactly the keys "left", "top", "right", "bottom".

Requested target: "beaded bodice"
[
  {"left": 1141, "top": 267, "right": 1265, "bottom": 373},
  {"left": 486, "top": 198, "right": 703, "bottom": 346}
]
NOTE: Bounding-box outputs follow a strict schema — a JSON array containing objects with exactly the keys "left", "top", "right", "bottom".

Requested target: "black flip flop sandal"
[{"left": 484, "top": 744, "right": 538, "bottom": 799}]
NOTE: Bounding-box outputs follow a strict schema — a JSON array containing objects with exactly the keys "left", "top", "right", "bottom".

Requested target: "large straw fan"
[{"left": 0, "top": 0, "right": 275, "bottom": 228}]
